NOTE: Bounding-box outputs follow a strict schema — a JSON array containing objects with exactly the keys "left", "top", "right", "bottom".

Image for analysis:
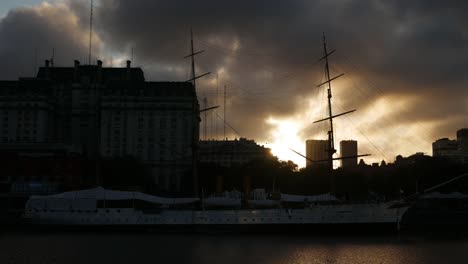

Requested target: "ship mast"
[
  {"left": 289, "top": 34, "right": 371, "bottom": 195},
  {"left": 184, "top": 29, "right": 210, "bottom": 196},
  {"left": 322, "top": 33, "right": 336, "bottom": 181},
  {"left": 314, "top": 33, "right": 364, "bottom": 195}
]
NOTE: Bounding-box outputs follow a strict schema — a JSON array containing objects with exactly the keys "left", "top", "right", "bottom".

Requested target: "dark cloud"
[
  {"left": 0, "top": 1, "right": 96, "bottom": 79},
  {"left": 0, "top": 0, "right": 467, "bottom": 164}
]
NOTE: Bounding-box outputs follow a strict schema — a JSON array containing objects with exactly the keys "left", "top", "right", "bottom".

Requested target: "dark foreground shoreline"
[{"left": 2, "top": 223, "right": 467, "bottom": 240}]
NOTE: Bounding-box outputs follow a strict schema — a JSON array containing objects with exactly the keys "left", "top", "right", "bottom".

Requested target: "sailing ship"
[
  {"left": 23, "top": 34, "right": 409, "bottom": 231},
  {"left": 24, "top": 186, "right": 406, "bottom": 231}
]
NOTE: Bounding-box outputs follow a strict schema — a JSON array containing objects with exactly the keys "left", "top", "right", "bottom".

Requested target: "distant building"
[
  {"left": 340, "top": 140, "right": 357, "bottom": 169},
  {"left": 457, "top": 128, "right": 468, "bottom": 163},
  {"left": 395, "top": 152, "right": 430, "bottom": 166},
  {"left": 432, "top": 138, "right": 459, "bottom": 158},
  {"left": 199, "top": 138, "right": 272, "bottom": 167},
  {"left": 305, "top": 139, "right": 328, "bottom": 168},
  {"left": 0, "top": 60, "right": 200, "bottom": 193},
  {"left": 431, "top": 128, "right": 468, "bottom": 164}
]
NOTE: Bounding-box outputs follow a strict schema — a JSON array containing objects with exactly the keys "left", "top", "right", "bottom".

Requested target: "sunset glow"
[
  {"left": 265, "top": 117, "right": 306, "bottom": 167},
  {"left": 263, "top": 93, "right": 437, "bottom": 168}
]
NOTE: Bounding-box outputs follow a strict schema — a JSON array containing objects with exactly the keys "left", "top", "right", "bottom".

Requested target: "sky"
[
  {"left": 0, "top": 0, "right": 467, "bottom": 167},
  {"left": 0, "top": 0, "right": 51, "bottom": 18}
]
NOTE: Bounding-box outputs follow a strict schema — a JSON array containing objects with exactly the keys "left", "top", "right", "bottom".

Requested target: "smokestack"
[
  {"left": 44, "top": 60, "right": 50, "bottom": 79},
  {"left": 74, "top": 60, "right": 80, "bottom": 81},
  {"left": 126, "top": 60, "right": 131, "bottom": 80},
  {"left": 97, "top": 60, "right": 103, "bottom": 83}
]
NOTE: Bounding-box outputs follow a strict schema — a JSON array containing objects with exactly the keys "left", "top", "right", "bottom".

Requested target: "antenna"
[
  {"left": 34, "top": 47, "right": 37, "bottom": 75},
  {"left": 50, "top": 48, "right": 55, "bottom": 67},
  {"left": 224, "top": 84, "right": 227, "bottom": 140},
  {"left": 216, "top": 73, "right": 219, "bottom": 140},
  {"left": 210, "top": 102, "right": 213, "bottom": 140},
  {"left": 88, "top": 0, "right": 94, "bottom": 65},
  {"left": 203, "top": 97, "right": 208, "bottom": 140}
]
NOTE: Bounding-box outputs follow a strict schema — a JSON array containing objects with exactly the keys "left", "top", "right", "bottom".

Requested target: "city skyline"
[{"left": 0, "top": 1, "right": 467, "bottom": 167}]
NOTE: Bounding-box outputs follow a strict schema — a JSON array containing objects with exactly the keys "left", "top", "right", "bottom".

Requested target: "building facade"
[
  {"left": 340, "top": 140, "right": 358, "bottom": 169},
  {"left": 0, "top": 78, "right": 56, "bottom": 144},
  {"left": 0, "top": 60, "right": 200, "bottom": 193},
  {"left": 305, "top": 139, "right": 328, "bottom": 168},
  {"left": 432, "top": 138, "right": 459, "bottom": 158},
  {"left": 432, "top": 128, "right": 468, "bottom": 164},
  {"left": 199, "top": 138, "right": 272, "bottom": 167}
]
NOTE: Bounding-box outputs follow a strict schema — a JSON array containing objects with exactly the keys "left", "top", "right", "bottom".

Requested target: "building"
[
  {"left": 0, "top": 60, "right": 200, "bottom": 193},
  {"left": 431, "top": 128, "right": 468, "bottom": 164},
  {"left": 340, "top": 140, "right": 357, "bottom": 169},
  {"left": 199, "top": 138, "right": 272, "bottom": 167},
  {"left": 305, "top": 139, "right": 328, "bottom": 168},
  {"left": 432, "top": 138, "right": 459, "bottom": 158},
  {"left": 394, "top": 152, "right": 431, "bottom": 167},
  {"left": 0, "top": 77, "right": 55, "bottom": 144},
  {"left": 457, "top": 128, "right": 468, "bottom": 163},
  {"left": 99, "top": 80, "right": 198, "bottom": 192}
]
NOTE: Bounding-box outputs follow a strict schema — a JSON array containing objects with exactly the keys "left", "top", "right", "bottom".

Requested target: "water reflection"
[{"left": 1, "top": 233, "right": 467, "bottom": 264}]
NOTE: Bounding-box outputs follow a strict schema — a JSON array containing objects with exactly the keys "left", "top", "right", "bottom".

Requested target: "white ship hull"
[
  {"left": 24, "top": 204, "right": 407, "bottom": 230},
  {"left": 23, "top": 187, "right": 408, "bottom": 231}
]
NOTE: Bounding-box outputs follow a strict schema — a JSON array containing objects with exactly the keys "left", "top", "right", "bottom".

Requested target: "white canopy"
[
  {"left": 30, "top": 187, "right": 199, "bottom": 205},
  {"left": 203, "top": 190, "right": 242, "bottom": 207},
  {"left": 280, "top": 193, "right": 338, "bottom": 202},
  {"left": 203, "top": 196, "right": 242, "bottom": 207}
]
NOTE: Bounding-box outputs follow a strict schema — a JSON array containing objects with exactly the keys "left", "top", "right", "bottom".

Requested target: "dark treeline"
[
  {"left": 2, "top": 152, "right": 467, "bottom": 199},
  {"left": 198, "top": 155, "right": 468, "bottom": 201}
]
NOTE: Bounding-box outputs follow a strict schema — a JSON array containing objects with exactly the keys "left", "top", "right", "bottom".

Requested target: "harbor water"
[{"left": 1, "top": 232, "right": 467, "bottom": 264}]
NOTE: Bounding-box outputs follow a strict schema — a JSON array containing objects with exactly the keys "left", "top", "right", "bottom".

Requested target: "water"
[{"left": 1, "top": 232, "right": 468, "bottom": 264}]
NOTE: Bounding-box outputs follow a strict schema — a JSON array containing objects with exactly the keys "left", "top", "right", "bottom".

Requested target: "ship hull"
[
  {"left": 23, "top": 205, "right": 408, "bottom": 233},
  {"left": 17, "top": 222, "right": 401, "bottom": 235}
]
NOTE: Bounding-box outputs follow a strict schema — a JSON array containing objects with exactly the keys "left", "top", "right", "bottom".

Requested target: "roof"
[
  {"left": 0, "top": 68, "right": 196, "bottom": 98},
  {"left": 36, "top": 65, "right": 145, "bottom": 82}
]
